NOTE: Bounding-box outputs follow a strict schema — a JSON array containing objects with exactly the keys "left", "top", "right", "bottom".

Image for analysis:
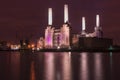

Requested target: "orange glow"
[
  {"left": 30, "top": 61, "right": 35, "bottom": 80},
  {"left": 31, "top": 44, "right": 35, "bottom": 48},
  {"left": 28, "top": 45, "right": 31, "bottom": 48}
]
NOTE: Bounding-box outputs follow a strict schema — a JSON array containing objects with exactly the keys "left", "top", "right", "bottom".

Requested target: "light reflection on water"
[
  {"left": 43, "top": 52, "right": 71, "bottom": 80},
  {"left": 0, "top": 51, "right": 119, "bottom": 80},
  {"left": 44, "top": 53, "right": 55, "bottom": 80},
  {"left": 59, "top": 52, "right": 71, "bottom": 80},
  {"left": 10, "top": 52, "right": 20, "bottom": 80},
  {"left": 94, "top": 53, "right": 103, "bottom": 80},
  {"left": 80, "top": 52, "right": 89, "bottom": 80}
]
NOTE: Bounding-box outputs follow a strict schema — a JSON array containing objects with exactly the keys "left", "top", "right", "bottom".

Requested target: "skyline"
[{"left": 0, "top": 0, "right": 120, "bottom": 45}]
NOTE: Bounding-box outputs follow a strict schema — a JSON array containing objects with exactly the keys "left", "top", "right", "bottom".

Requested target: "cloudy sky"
[{"left": 0, "top": 0, "right": 120, "bottom": 45}]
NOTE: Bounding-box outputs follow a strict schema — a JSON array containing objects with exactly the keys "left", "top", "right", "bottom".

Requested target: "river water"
[{"left": 0, "top": 51, "right": 119, "bottom": 80}]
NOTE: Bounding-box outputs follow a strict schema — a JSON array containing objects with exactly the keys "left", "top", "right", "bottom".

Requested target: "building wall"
[
  {"left": 60, "top": 24, "right": 70, "bottom": 48},
  {"left": 45, "top": 26, "right": 54, "bottom": 48},
  {"left": 44, "top": 24, "right": 70, "bottom": 49},
  {"left": 78, "top": 37, "right": 113, "bottom": 48}
]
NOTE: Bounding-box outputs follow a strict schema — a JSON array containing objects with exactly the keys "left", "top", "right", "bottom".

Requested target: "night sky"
[{"left": 0, "top": 0, "right": 120, "bottom": 45}]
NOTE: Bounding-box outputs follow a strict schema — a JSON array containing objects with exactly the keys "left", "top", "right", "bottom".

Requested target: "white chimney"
[
  {"left": 48, "top": 8, "right": 52, "bottom": 25},
  {"left": 64, "top": 4, "right": 69, "bottom": 23},
  {"left": 82, "top": 17, "right": 86, "bottom": 31},
  {"left": 96, "top": 14, "right": 100, "bottom": 27}
]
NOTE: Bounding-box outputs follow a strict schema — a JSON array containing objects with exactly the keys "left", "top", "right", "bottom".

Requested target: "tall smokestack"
[
  {"left": 81, "top": 17, "right": 86, "bottom": 36},
  {"left": 96, "top": 14, "right": 100, "bottom": 27},
  {"left": 64, "top": 4, "right": 69, "bottom": 23},
  {"left": 95, "top": 14, "right": 103, "bottom": 38},
  {"left": 82, "top": 17, "right": 86, "bottom": 31},
  {"left": 48, "top": 8, "right": 52, "bottom": 25}
]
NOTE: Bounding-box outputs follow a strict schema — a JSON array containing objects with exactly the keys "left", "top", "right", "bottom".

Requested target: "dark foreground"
[{"left": 0, "top": 51, "right": 120, "bottom": 80}]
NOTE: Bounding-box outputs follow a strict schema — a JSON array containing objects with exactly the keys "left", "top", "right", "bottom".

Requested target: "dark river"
[{"left": 0, "top": 51, "right": 120, "bottom": 80}]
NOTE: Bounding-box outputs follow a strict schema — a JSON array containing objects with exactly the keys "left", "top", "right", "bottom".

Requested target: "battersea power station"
[{"left": 37, "top": 4, "right": 113, "bottom": 49}]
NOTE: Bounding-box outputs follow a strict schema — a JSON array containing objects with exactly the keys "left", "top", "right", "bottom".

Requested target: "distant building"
[
  {"left": 0, "top": 41, "right": 10, "bottom": 50},
  {"left": 37, "top": 37, "right": 44, "bottom": 49},
  {"left": 20, "top": 39, "right": 30, "bottom": 49}
]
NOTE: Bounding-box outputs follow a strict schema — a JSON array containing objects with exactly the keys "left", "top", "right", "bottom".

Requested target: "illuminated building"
[
  {"left": 44, "top": 8, "right": 54, "bottom": 48},
  {"left": 72, "top": 14, "right": 113, "bottom": 49},
  {"left": 81, "top": 14, "right": 103, "bottom": 38},
  {"left": 53, "top": 29, "right": 61, "bottom": 48},
  {"left": 59, "top": 4, "right": 70, "bottom": 48},
  {"left": 60, "top": 23, "right": 70, "bottom": 48},
  {"left": 45, "top": 26, "right": 54, "bottom": 48},
  {"left": 44, "top": 4, "right": 70, "bottom": 49},
  {"left": 43, "top": 4, "right": 112, "bottom": 49},
  {"left": 11, "top": 44, "right": 20, "bottom": 50},
  {"left": 37, "top": 37, "right": 44, "bottom": 49}
]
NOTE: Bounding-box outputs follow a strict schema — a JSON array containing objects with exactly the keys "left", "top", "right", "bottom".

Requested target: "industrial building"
[{"left": 37, "top": 4, "right": 113, "bottom": 49}]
